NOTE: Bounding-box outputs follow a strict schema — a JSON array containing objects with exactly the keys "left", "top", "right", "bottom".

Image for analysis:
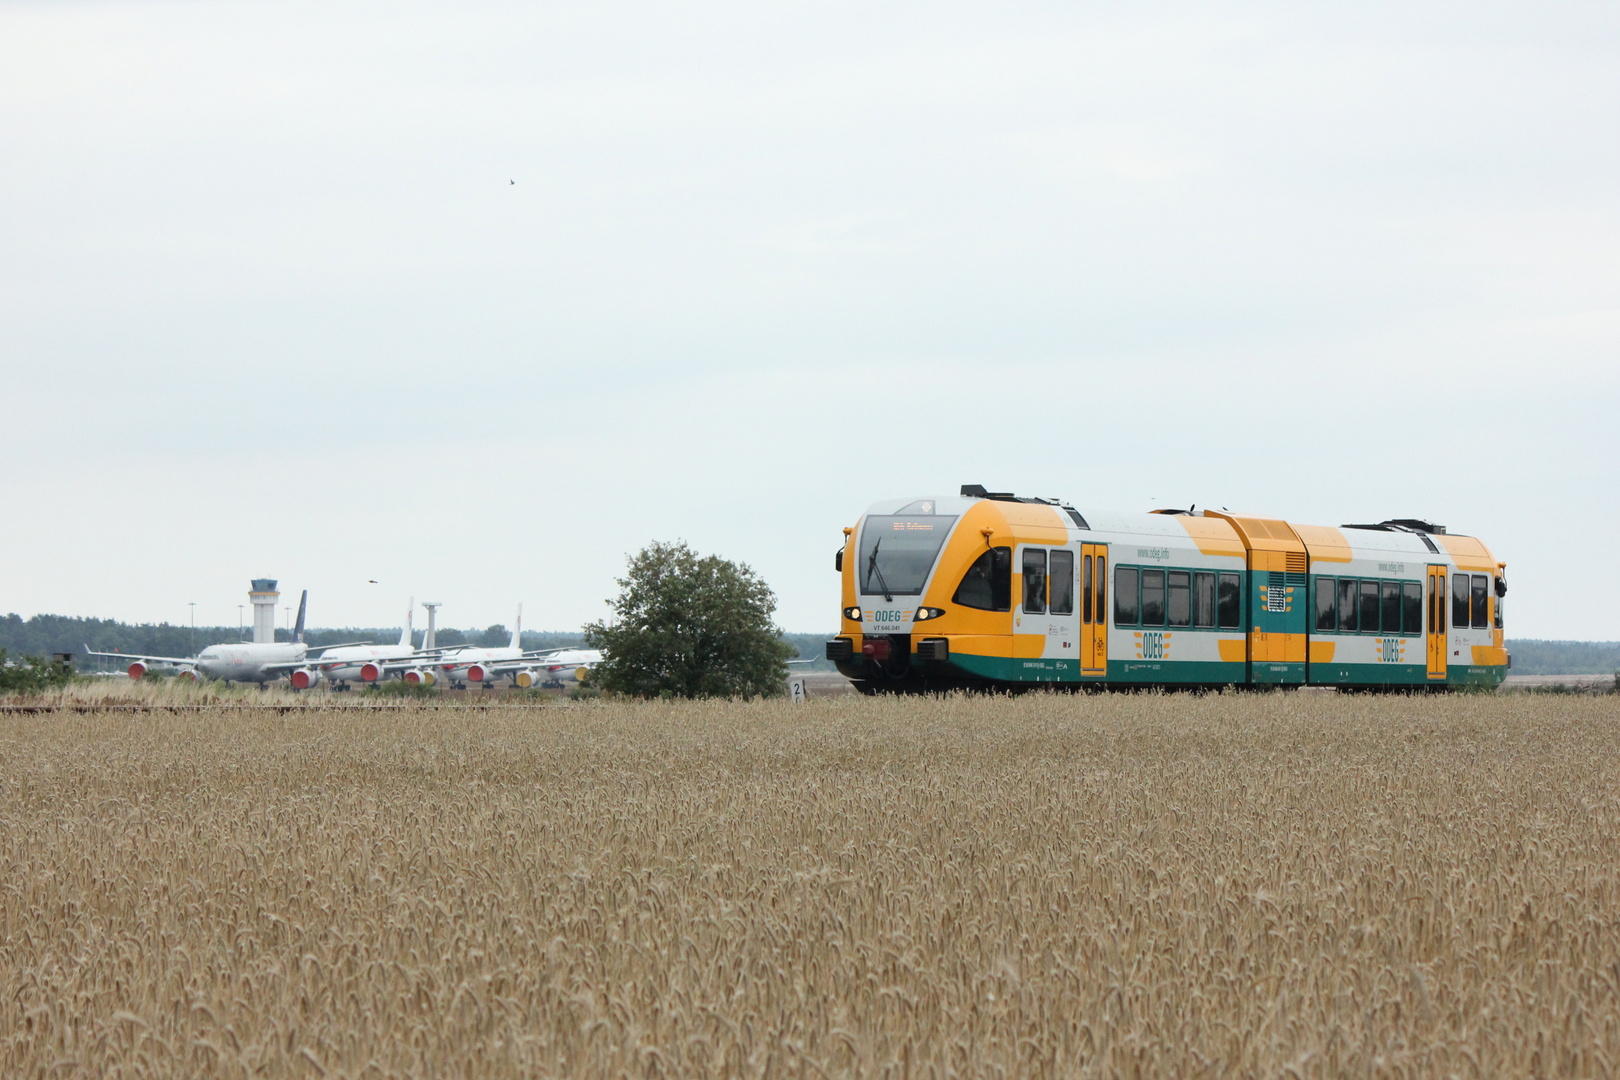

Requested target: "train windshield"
[{"left": 858, "top": 515, "right": 958, "bottom": 597}]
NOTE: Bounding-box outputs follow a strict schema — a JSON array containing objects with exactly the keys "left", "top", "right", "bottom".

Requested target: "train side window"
[
  {"left": 1217, "top": 572, "right": 1241, "bottom": 628},
  {"left": 1140, "top": 569, "right": 1166, "bottom": 626},
  {"left": 1338, "top": 578, "right": 1358, "bottom": 632},
  {"left": 1451, "top": 572, "right": 1470, "bottom": 630},
  {"left": 1195, "top": 572, "right": 1217, "bottom": 628},
  {"left": 1049, "top": 550, "right": 1074, "bottom": 615},
  {"left": 1471, "top": 574, "right": 1489, "bottom": 629},
  {"left": 1115, "top": 567, "right": 1140, "bottom": 625},
  {"left": 1095, "top": 556, "right": 1106, "bottom": 623},
  {"left": 952, "top": 547, "right": 1012, "bottom": 612},
  {"left": 1380, "top": 581, "right": 1402, "bottom": 635},
  {"left": 1314, "top": 576, "right": 1336, "bottom": 632},
  {"left": 1359, "top": 581, "right": 1380, "bottom": 633},
  {"left": 1495, "top": 596, "right": 1503, "bottom": 629},
  {"left": 1437, "top": 573, "right": 1447, "bottom": 632},
  {"left": 1022, "top": 549, "right": 1047, "bottom": 614},
  {"left": 1082, "top": 555, "right": 1093, "bottom": 624},
  {"left": 1166, "top": 571, "right": 1191, "bottom": 627},
  {"left": 1402, "top": 582, "right": 1423, "bottom": 635}
]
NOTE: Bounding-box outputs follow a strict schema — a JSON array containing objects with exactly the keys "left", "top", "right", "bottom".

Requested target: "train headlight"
[
  {"left": 843, "top": 606, "right": 863, "bottom": 621},
  {"left": 913, "top": 607, "right": 946, "bottom": 622}
]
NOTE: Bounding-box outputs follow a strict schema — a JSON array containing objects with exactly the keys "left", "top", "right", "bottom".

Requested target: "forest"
[{"left": 0, "top": 614, "right": 837, "bottom": 671}]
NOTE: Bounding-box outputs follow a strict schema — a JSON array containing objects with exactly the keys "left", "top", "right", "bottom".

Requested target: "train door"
[
  {"left": 1080, "top": 543, "right": 1108, "bottom": 677},
  {"left": 1048, "top": 548, "right": 1078, "bottom": 677},
  {"left": 1426, "top": 565, "right": 1447, "bottom": 681}
]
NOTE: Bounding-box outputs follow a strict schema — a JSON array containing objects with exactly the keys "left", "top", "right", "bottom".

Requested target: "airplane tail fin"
[
  {"left": 292, "top": 590, "right": 308, "bottom": 643},
  {"left": 400, "top": 596, "right": 414, "bottom": 648},
  {"left": 510, "top": 604, "right": 522, "bottom": 651}
]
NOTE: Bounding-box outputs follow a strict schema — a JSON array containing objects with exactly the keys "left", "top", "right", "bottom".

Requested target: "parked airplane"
[
  {"left": 503, "top": 647, "right": 603, "bottom": 688},
  {"left": 357, "top": 606, "right": 601, "bottom": 689},
  {"left": 84, "top": 592, "right": 367, "bottom": 685},
  {"left": 430, "top": 606, "right": 528, "bottom": 688},
  {"left": 355, "top": 605, "right": 520, "bottom": 687},
  {"left": 266, "top": 598, "right": 420, "bottom": 690}
]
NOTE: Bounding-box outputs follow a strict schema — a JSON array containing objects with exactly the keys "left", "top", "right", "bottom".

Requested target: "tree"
[
  {"left": 585, "top": 541, "right": 795, "bottom": 699},
  {"left": 0, "top": 650, "right": 75, "bottom": 693}
]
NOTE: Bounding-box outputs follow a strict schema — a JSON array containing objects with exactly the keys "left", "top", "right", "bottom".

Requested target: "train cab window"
[
  {"left": 1115, "top": 567, "right": 1140, "bottom": 625},
  {"left": 1495, "top": 596, "right": 1503, "bottom": 629},
  {"left": 1082, "top": 555, "right": 1093, "bottom": 623},
  {"left": 1380, "top": 582, "right": 1401, "bottom": 635},
  {"left": 1338, "top": 578, "right": 1358, "bottom": 633},
  {"left": 1217, "top": 572, "right": 1241, "bottom": 628},
  {"left": 952, "top": 547, "right": 1012, "bottom": 611},
  {"left": 1049, "top": 550, "right": 1074, "bottom": 615},
  {"left": 1314, "top": 576, "right": 1336, "bottom": 632},
  {"left": 1452, "top": 573, "right": 1470, "bottom": 630},
  {"left": 1471, "top": 574, "right": 1489, "bottom": 629},
  {"left": 1166, "top": 571, "right": 1191, "bottom": 627},
  {"left": 1140, "top": 569, "right": 1166, "bottom": 626},
  {"left": 1359, "top": 581, "right": 1380, "bottom": 633},
  {"left": 1402, "top": 582, "right": 1423, "bottom": 635},
  {"left": 1022, "top": 549, "right": 1047, "bottom": 614},
  {"left": 1195, "top": 572, "right": 1217, "bottom": 628}
]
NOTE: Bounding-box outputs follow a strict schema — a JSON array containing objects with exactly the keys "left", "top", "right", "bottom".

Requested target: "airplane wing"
[
  {"left": 259, "top": 643, "right": 429, "bottom": 673},
  {"left": 501, "top": 650, "right": 604, "bottom": 673},
  {"left": 359, "top": 653, "right": 456, "bottom": 675},
  {"left": 84, "top": 647, "right": 195, "bottom": 666}
]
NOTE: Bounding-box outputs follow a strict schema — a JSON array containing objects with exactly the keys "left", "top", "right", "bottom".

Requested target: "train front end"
[{"left": 826, "top": 493, "right": 1068, "bottom": 692}]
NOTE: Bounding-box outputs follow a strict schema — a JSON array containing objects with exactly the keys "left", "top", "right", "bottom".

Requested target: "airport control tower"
[{"left": 249, "top": 579, "right": 280, "bottom": 643}]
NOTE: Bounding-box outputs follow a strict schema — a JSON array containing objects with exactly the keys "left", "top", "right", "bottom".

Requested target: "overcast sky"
[{"left": 2, "top": 1, "right": 1616, "bottom": 638}]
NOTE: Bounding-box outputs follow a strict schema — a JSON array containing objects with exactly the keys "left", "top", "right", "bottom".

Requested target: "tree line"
[
  {"left": 0, "top": 613, "right": 584, "bottom": 662},
  {"left": 0, "top": 612, "right": 835, "bottom": 672}
]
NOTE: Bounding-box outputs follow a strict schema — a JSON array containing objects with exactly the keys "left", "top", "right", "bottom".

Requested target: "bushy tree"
[
  {"left": 0, "top": 651, "right": 75, "bottom": 693},
  {"left": 585, "top": 541, "right": 795, "bottom": 699}
]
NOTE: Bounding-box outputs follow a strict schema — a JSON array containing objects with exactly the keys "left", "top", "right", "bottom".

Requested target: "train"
[{"left": 826, "top": 485, "right": 1508, "bottom": 693}]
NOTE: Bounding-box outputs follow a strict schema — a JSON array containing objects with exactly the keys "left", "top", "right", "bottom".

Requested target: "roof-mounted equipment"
[
  {"left": 961, "top": 484, "right": 1016, "bottom": 500},
  {"left": 961, "top": 484, "right": 1089, "bottom": 528},
  {"left": 1381, "top": 518, "right": 1445, "bottom": 535},
  {"left": 1341, "top": 518, "right": 1445, "bottom": 553}
]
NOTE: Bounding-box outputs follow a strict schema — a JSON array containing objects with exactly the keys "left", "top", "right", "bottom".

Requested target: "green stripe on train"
[
  {"left": 947, "top": 652, "right": 1246, "bottom": 685},
  {"left": 945, "top": 651, "right": 1505, "bottom": 688}
]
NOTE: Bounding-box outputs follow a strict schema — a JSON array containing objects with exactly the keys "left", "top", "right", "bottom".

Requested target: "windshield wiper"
[{"left": 867, "top": 539, "right": 894, "bottom": 602}]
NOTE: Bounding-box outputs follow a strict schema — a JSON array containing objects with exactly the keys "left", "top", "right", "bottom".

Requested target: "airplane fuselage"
[
  {"left": 436, "top": 646, "right": 525, "bottom": 683},
  {"left": 196, "top": 643, "right": 309, "bottom": 683},
  {"left": 304, "top": 644, "right": 418, "bottom": 684}
]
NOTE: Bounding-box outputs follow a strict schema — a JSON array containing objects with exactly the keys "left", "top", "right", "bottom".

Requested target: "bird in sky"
[
  {"left": 509, "top": 179, "right": 515, "bottom": 185},
  {"left": 368, "top": 580, "right": 378, "bottom": 584}
]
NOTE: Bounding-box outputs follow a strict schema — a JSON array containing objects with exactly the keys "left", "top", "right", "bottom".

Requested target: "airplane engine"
[
  {"left": 403, "top": 668, "right": 436, "bottom": 686},
  {"left": 290, "top": 668, "right": 319, "bottom": 690},
  {"left": 514, "top": 669, "right": 537, "bottom": 688},
  {"left": 360, "top": 662, "right": 384, "bottom": 682},
  {"left": 176, "top": 669, "right": 198, "bottom": 682},
  {"left": 128, "top": 661, "right": 148, "bottom": 679},
  {"left": 466, "top": 664, "right": 489, "bottom": 683}
]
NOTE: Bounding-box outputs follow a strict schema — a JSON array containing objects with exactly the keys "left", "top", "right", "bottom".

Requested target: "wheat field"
[{"left": 3, "top": 691, "right": 1619, "bottom": 1078}]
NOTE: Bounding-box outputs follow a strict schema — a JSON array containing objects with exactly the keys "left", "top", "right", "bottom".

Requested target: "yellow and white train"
[{"left": 827, "top": 486, "right": 1508, "bottom": 692}]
